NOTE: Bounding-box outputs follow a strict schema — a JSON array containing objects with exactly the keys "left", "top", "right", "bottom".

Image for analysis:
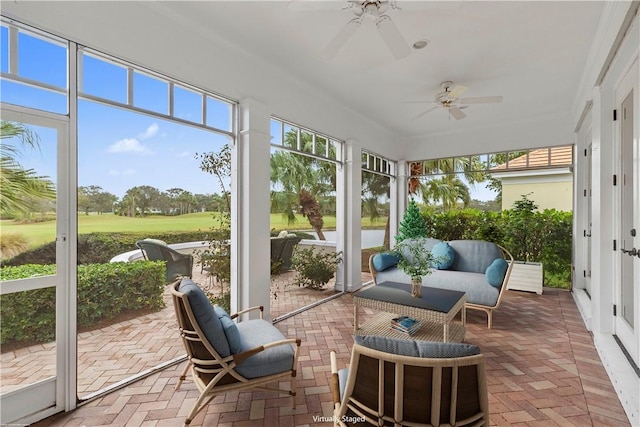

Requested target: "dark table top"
[{"left": 355, "top": 281, "right": 465, "bottom": 314}]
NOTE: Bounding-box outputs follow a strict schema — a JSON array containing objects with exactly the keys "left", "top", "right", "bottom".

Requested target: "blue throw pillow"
[
  {"left": 431, "top": 242, "right": 455, "bottom": 270},
  {"left": 213, "top": 305, "right": 242, "bottom": 354},
  {"left": 372, "top": 253, "right": 401, "bottom": 272},
  {"left": 485, "top": 258, "right": 509, "bottom": 287}
]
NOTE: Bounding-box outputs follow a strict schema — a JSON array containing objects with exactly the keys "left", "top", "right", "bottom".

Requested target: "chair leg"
[
  {"left": 487, "top": 310, "right": 493, "bottom": 329},
  {"left": 291, "top": 371, "right": 297, "bottom": 409},
  {"left": 175, "top": 361, "right": 191, "bottom": 390}
]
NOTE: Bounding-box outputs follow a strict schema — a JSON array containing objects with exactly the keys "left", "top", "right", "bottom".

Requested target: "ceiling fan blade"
[
  {"left": 460, "top": 96, "right": 504, "bottom": 105},
  {"left": 320, "top": 18, "right": 361, "bottom": 60},
  {"left": 448, "top": 84, "right": 468, "bottom": 99},
  {"left": 449, "top": 106, "right": 466, "bottom": 120},
  {"left": 411, "top": 106, "right": 439, "bottom": 120},
  {"left": 376, "top": 15, "right": 411, "bottom": 60},
  {"left": 401, "top": 100, "right": 438, "bottom": 104},
  {"left": 288, "top": 0, "right": 349, "bottom": 11}
]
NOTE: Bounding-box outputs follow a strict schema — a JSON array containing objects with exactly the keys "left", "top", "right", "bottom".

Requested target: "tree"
[
  {"left": 78, "top": 185, "right": 116, "bottom": 215},
  {"left": 362, "top": 171, "right": 391, "bottom": 248},
  {"left": 0, "top": 121, "right": 56, "bottom": 216},
  {"left": 270, "top": 131, "right": 335, "bottom": 240},
  {"left": 396, "top": 199, "right": 428, "bottom": 242},
  {"left": 420, "top": 175, "right": 471, "bottom": 210},
  {"left": 409, "top": 157, "right": 484, "bottom": 211}
]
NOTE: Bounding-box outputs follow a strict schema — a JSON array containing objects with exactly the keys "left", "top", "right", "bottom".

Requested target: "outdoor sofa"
[{"left": 369, "top": 239, "right": 514, "bottom": 328}]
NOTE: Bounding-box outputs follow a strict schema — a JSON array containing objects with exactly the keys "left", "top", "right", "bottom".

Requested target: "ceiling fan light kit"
[
  {"left": 320, "top": 0, "right": 411, "bottom": 60},
  {"left": 406, "top": 81, "right": 504, "bottom": 121}
]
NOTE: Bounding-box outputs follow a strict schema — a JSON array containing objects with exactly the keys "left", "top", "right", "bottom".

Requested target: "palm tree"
[
  {"left": 420, "top": 175, "right": 471, "bottom": 210},
  {"left": 270, "top": 131, "right": 335, "bottom": 240},
  {"left": 410, "top": 157, "right": 483, "bottom": 210},
  {"left": 0, "top": 121, "right": 56, "bottom": 216},
  {"left": 362, "top": 171, "right": 391, "bottom": 248}
]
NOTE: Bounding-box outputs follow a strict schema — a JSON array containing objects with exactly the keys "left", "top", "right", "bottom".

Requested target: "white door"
[
  {"left": 586, "top": 140, "right": 593, "bottom": 295},
  {"left": 0, "top": 106, "right": 74, "bottom": 424},
  {"left": 615, "top": 58, "right": 639, "bottom": 365}
]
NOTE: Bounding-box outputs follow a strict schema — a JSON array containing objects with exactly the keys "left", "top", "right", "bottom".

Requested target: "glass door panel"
[{"left": 0, "top": 107, "right": 69, "bottom": 424}]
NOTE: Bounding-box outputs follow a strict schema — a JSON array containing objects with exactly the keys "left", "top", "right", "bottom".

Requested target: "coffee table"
[{"left": 353, "top": 281, "right": 466, "bottom": 343}]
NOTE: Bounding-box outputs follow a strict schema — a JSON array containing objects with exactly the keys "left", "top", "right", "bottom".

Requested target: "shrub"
[
  {"left": 291, "top": 247, "right": 342, "bottom": 290},
  {"left": 0, "top": 233, "right": 29, "bottom": 260},
  {"left": 2, "top": 230, "right": 226, "bottom": 266},
  {"left": 0, "top": 261, "right": 165, "bottom": 345},
  {"left": 421, "top": 206, "right": 572, "bottom": 288}
]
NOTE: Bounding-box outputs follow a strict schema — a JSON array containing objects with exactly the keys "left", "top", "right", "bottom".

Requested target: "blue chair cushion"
[
  {"left": 485, "top": 258, "right": 509, "bottom": 287},
  {"left": 213, "top": 305, "right": 242, "bottom": 354},
  {"left": 235, "top": 319, "right": 295, "bottom": 379},
  {"left": 431, "top": 241, "right": 455, "bottom": 270},
  {"left": 178, "top": 278, "right": 231, "bottom": 357},
  {"left": 372, "top": 253, "right": 401, "bottom": 272},
  {"left": 356, "top": 335, "right": 480, "bottom": 358}
]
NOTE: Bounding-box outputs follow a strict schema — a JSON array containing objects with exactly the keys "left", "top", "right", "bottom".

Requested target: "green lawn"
[{"left": 1, "top": 213, "right": 388, "bottom": 249}]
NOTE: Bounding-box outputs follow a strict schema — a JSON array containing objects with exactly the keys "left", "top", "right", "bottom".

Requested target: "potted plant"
[
  {"left": 392, "top": 237, "right": 435, "bottom": 297},
  {"left": 503, "top": 194, "right": 544, "bottom": 294}
]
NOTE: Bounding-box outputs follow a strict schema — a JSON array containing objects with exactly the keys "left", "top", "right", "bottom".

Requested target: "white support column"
[
  {"left": 232, "top": 99, "right": 271, "bottom": 320},
  {"left": 336, "top": 140, "right": 363, "bottom": 292}
]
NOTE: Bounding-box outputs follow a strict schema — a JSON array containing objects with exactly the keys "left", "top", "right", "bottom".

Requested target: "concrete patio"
[{"left": 27, "top": 283, "right": 629, "bottom": 426}]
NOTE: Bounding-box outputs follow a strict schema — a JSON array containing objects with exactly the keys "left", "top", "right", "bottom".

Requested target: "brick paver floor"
[{"left": 29, "top": 286, "right": 630, "bottom": 426}]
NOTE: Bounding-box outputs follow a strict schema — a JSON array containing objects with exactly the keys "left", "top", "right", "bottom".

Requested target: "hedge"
[
  {"left": 0, "top": 260, "right": 165, "bottom": 345},
  {"left": 421, "top": 208, "right": 572, "bottom": 288},
  {"left": 2, "top": 230, "right": 229, "bottom": 266}
]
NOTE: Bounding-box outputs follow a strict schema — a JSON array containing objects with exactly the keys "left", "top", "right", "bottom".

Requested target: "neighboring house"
[{"left": 491, "top": 145, "right": 574, "bottom": 211}]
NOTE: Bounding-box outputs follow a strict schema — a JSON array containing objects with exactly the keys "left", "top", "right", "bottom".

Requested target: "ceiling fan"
[
  {"left": 406, "top": 81, "right": 504, "bottom": 120},
  {"left": 319, "top": 0, "right": 411, "bottom": 60}
]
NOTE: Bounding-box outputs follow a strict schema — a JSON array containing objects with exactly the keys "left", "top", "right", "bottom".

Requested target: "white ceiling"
[{"left": 2, "top": 1, "right": 606, "bottom": 159}]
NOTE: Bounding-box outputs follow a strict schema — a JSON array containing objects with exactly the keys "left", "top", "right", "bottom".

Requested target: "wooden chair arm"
[
  {"left": 233, "top": 337, "right": 301, "bottom": 365},
  {"left": 230, "top": 306, "right": 264, "bottom": 320}
]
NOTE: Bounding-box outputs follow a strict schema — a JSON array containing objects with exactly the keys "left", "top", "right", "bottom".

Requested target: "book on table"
[{"left": 391, "top": 315, "right": 421, "bottom": 335}]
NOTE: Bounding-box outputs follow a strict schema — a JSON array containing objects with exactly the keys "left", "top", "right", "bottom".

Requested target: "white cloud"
[
  {"left": 108, "top": 168, "right": 136, "bottom": 176},
  {"left": 139, "top": 123, "right": 159, "bottom": 140},
  {"left": 108, "top": 138, "right": 147, "bottom": 153},
  {"left": 178, "top": 151, "right": 191, "bottom": 158}
]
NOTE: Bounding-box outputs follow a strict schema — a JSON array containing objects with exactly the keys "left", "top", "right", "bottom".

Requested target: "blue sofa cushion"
[
  {"left": 431, "top": 241, "right": 455, "bottom": 270},
  {"left": 485, "top": 258, "right": 509, "bottom": 287},
  {"left": 356, "top": 335, "right": 480, "bottom": 358},
  {"left": 235, "top": 319, "right": 295, "bottom": 379},
  {"left": 372, "top": 253, "right": 401, "bottom": 272},
  {"left": 178, "top": 278, "right": 231, "bottom": 357},
  {"left": 213, "top": 305, "right": 242, "bottom": 354},
  {"left": 448, "top": 240, "right": 502, "bottom": 273}
]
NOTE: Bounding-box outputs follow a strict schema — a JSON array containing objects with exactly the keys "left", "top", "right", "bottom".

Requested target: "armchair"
[
  {"left": 136, "top": 238, "right": 193, "bottom": 282},
  {"left": 331, "top": 336, "right": 488, "bottom": 427},
  {"left": 171, "top": 278, "right": 301, "bottom": 426}
]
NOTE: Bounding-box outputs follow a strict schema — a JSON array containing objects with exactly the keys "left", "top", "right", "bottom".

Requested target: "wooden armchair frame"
[
  {"left": 171, "top": 281, "right": 301, "bottom": 426},
  {"left": 330, "top": 342, "right": 489, "bottom": 427}
]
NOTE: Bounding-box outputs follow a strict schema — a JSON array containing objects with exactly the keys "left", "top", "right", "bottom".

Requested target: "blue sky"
[{"left": 2, "top": 27, "right": 232, "bottom": 199}]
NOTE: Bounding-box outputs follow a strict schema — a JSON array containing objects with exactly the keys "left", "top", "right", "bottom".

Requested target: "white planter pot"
[{"left": 507, "top": 261, "right": 543, "bottom": 295}]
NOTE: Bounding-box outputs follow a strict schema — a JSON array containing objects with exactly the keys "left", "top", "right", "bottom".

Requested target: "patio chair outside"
[
  {"left": 171, "top": 278, "right": 301, "bottom": 426},
  {"left": 331, "top": 336, "right": 488, "bottom": 427},
  {"left": 136, "top": 238, "right": 193, "bottom": 282}
]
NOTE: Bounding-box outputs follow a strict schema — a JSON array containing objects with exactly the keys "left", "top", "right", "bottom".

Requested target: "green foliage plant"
[
  {"left": 392, "top": 238, "right": 435, "bottom": 282},
  {"left": 420, "top": 204, "right": 572, "bottom": 289},
  {"left": 0, "top": 261, "right": 165, "bottom": 345},
  {"left": 196, "top": 145, "right": 232, "bottom": 286},
  {"left": 396, "top": 199, "right": 428, "bottom": 242},
  {"left": 291, "top": 247, "right": 342, "bottom": 290}
]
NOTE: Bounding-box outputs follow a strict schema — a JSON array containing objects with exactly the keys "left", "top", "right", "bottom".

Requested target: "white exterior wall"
[{"left": 573, "top": 4, "right": 640, "bottom": 424}]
